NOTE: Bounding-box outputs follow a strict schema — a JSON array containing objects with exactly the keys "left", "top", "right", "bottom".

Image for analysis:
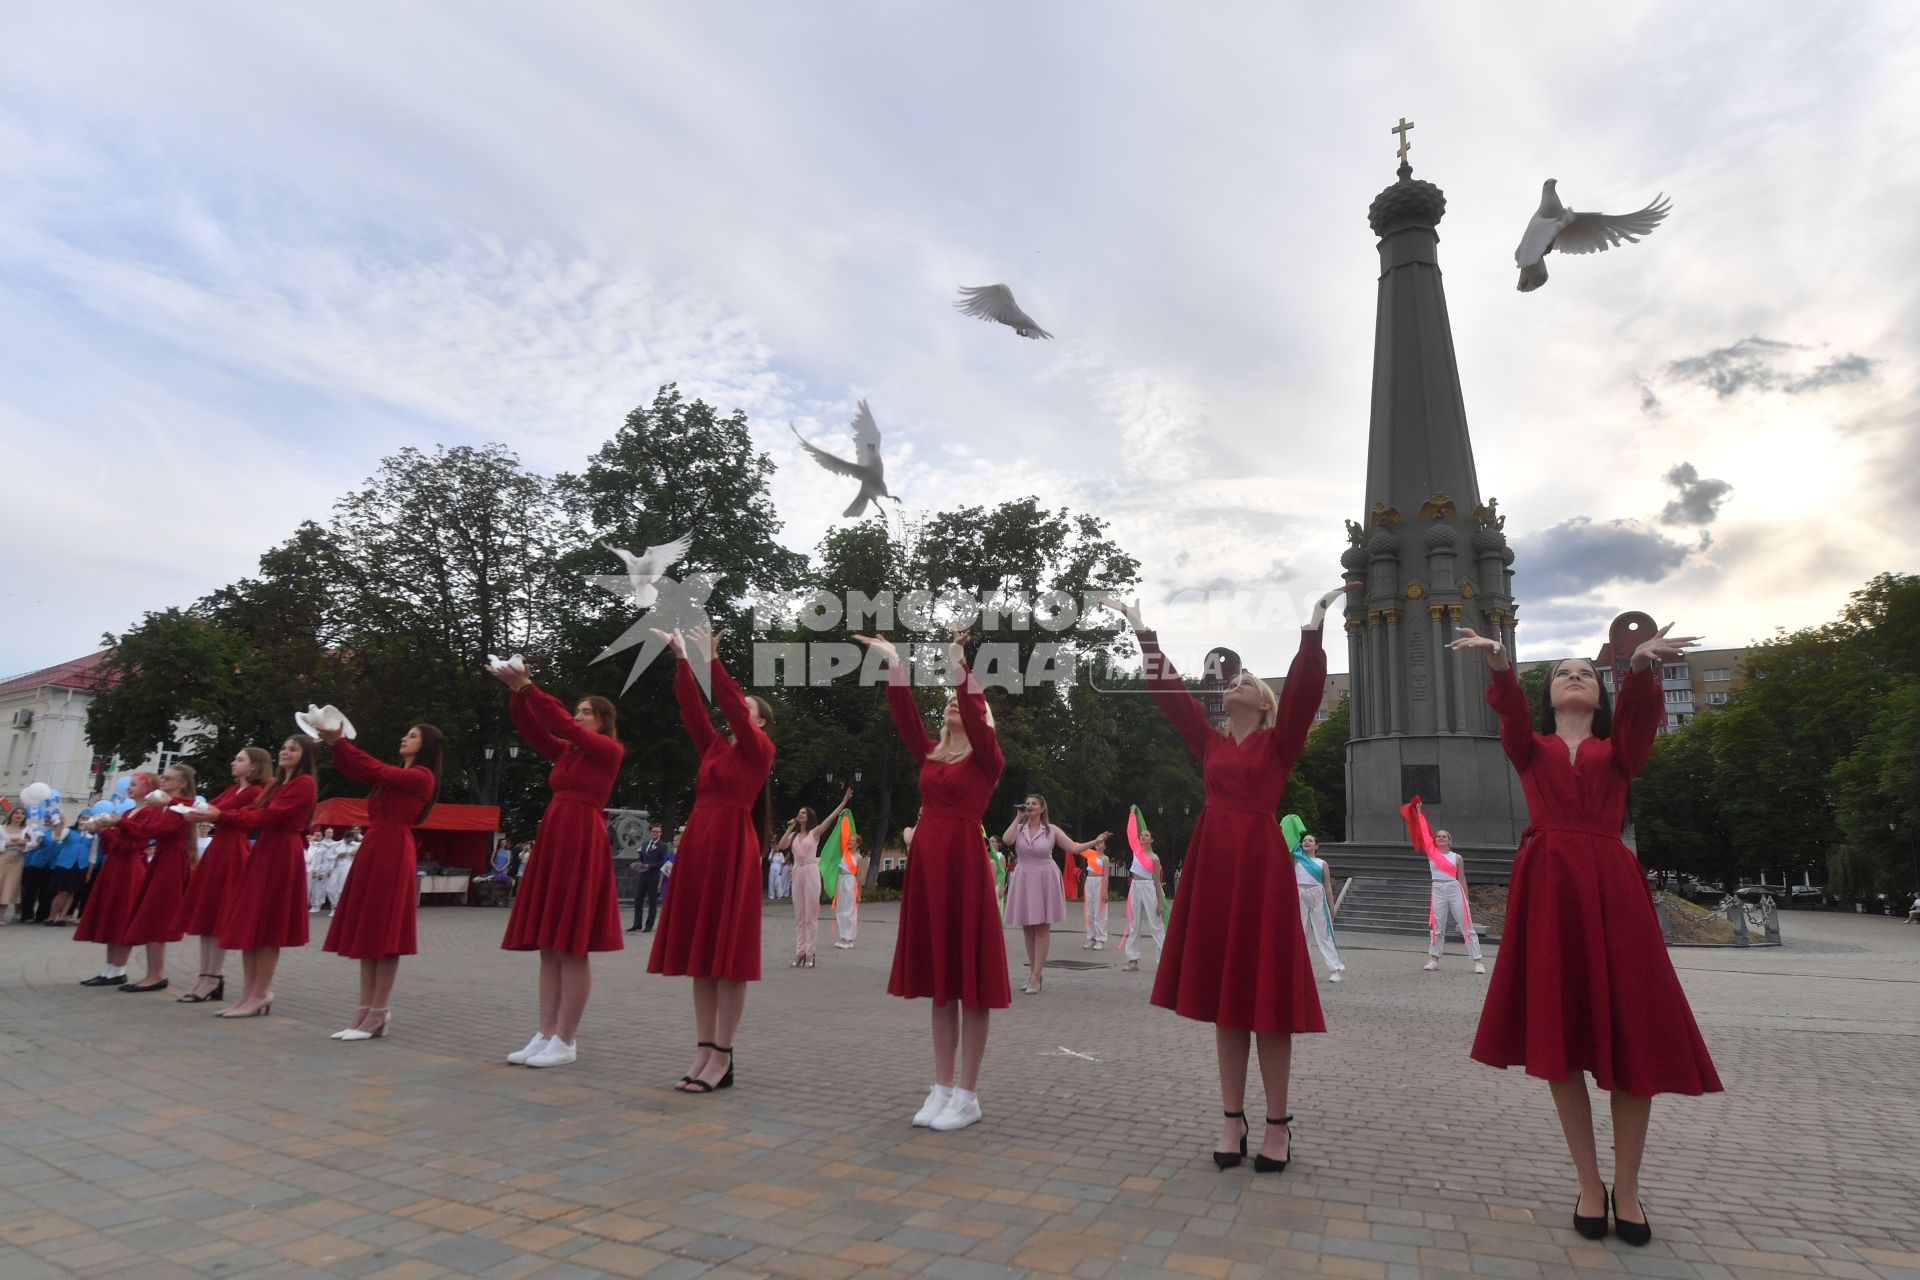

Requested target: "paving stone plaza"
[{"left": 3, "top": 905, "right": 1917, "bottom": 1279}]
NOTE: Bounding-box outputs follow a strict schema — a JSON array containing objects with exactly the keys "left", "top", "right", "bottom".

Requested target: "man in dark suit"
[{"left": 629, "top": 824, "right": 670, "bottom": 932}]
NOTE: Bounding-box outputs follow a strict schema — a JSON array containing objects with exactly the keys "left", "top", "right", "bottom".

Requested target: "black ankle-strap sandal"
[
  {"left": 1213, "top": 1110, "right": 1248, "bottom": 1169},
  {"left": 1253, "top": 1115, "right": 1293, "bottom": 1174}
]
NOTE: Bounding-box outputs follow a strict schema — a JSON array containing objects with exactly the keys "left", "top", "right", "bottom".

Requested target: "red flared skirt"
[
  {"left": 502, "top": 797, "right": 623, "bottom": 954},
  {"left": 177, "top": 830, "right": 248, "bottom": 936},
  {"left": 887, "top": 814, "right": 1011, "bottom": 1009},
  {"left": 74, "top": 857, "right": 146, "bottom": 946},
  {"left": 1150, "top": 808, "right": 1325, "bottom": 1036},
  {"left": 123, "top": 848, "right": 190, "bottom": 944},
  {"left": 1471, "top": 830, "right": 1722, "bottom": 1096},
  {"left": 217, "top": 832, "right": 310, "bottom": 951},
  {"left": 647, "top": 801, "right": 759, "bottom": 980},
  {"left": 324, "top": 826, "right": 418, "bottom": 959}
]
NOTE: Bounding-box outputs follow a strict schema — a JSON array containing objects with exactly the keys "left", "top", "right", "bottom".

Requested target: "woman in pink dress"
[
  {"left": 856, "top": 630, "right": 1010, "bottom": 1133},
  {"left": 1451, "top": 623, "right": 1721, "bottom": 1246},
  {"left": 647, "top": 626, "right": 774, "bottom": 1094},
  {"left": 199, "top": 736, "right": 319, "bottom": 1017},
  {"left": 1001, "top": 795, "right": 1107, "bottom": 994},
  {"left": 1102, "top": 587, "right": 1346, "bottom": 1173},
  {"left": 490, "top": 663, "right": 625, "bottom": 1070},
  {"left": 775, "top": 789, "right": 852, "bottom": 968},
  {"left": 175, "top": 749, "right": 270, "bottom": 1003},
  {"left": 318, "top": 722, "right": 442, "bottom": 1041}
]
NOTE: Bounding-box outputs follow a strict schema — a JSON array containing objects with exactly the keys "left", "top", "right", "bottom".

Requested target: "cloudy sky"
[{"left": 2, "top": 2, "right": 1915, "bottom": 681}]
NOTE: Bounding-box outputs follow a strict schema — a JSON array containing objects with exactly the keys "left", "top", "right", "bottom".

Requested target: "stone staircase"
[{"left": 1333, "top": 876, "right": 1434, "bottom": 937}]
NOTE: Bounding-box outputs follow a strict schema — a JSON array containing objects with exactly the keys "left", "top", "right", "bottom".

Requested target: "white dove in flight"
[
  {"left": 600, "top": 533, "right": 692, "bottom": 609},
  {"left": 1515, "top": 180, "right": 1671, "bottom": 292},
  {"left": 955, "top": 283, "right": 1054, "bottom": 340},
  {"left": 791, "top": 400, "right": 901, "bottom": 518}
]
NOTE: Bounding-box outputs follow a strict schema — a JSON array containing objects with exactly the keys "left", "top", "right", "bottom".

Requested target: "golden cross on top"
[{"left": 1391, "top": 116, "right": 1415, "bottom": 161}]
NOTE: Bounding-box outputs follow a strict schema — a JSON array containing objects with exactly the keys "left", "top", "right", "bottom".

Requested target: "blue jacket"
[
  {"left": 50, "top": 830, "right": 95, "bottom": 871},
  {"left": 23, "top": 829, "right": 57, "bottom": 869}
]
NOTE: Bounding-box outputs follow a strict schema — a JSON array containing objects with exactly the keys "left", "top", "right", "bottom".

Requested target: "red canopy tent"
[{"left": 309, "top": 799, "right": 500, "bottom": 874}]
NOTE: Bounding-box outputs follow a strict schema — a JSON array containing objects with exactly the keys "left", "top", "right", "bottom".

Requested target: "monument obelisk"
[{"left": 1334, "top": 123, "right": 1527, "bottom": 878}]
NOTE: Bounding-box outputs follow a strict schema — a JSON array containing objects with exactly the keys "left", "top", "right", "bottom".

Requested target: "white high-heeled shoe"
[
  {"left": 330, "top": 1006, "right": 371, "bottom": 1040},
  {"left": 335, "top": 1009, "right": 390, "bottom": 1042}
]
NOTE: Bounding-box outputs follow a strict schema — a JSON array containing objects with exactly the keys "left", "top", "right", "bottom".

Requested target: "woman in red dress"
[
  {"left": 74, "top": 772, "right": 157, "bottom": 986},
  {"left": 1451, "top": 623, "right": 1721, "bottom": 1246},
  {"left": 1103, "top": 587, "right": 1346, "bottom": 1172},
  {"left": 490, "top": 663, "right": 624, "bottom": 1069},
  {"left": 317, "top": 722, "right": 442, "bottom": 1041},
  {"left": 647, "top": 626, "right": 773, "bottom": 1094},
  {"left": 116, "top": 762, "right": 198, "bottom": 992},
  {"left": 855, "top": 630, "right": 1009, "bottom": 1133},
  {"left": 175, "top": 748, "right": 270, "bottom": 1003},
  {"left": 199, "top": 735, "right": 319, "bottom": 1017}
]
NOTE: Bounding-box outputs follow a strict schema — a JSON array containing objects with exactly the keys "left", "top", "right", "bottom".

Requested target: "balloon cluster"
[{"left": 18, "top": 780, "right": 64, "bottom": 829}]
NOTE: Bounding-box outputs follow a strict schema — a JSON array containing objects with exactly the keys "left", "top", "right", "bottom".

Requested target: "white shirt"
[
  {"left": 1429, "top": 848, "right": 1462, "bottom": 882},
  {"left": 1294, "top": 854, "right": 1328, "bottom": 887},
  {"left": 1129, "top": 852, "right": 1155, "bottom": 878}
]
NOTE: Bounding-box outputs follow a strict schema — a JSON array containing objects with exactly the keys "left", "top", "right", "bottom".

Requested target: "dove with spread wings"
[
  {"left": 954, "top": 283, "right": 1053, "bottom": 340},
  {"left": 791, "top": 400, "right": 901, "bottom": 518},
  {"left": 1515, "top": 180, "right": 1671, "bottom": 292},
  {"left": 600, "top": 533, "right": 693, "bottom": 610}
]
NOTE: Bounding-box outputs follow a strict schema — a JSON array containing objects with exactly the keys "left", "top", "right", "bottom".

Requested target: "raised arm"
[
  {"left": 1609, "top": 666, "right": 1662, "bottom": 780},
  {"left": 709, "top": 655, "right": 772, "bottom": 769},
  {"left": 672, "top": 658, "right": 720, "bottom": 756},
  {"left": 330, "top": 738, "right": 433, "bottom": 800},
  {"left": 510, "top": 683, "right": 570, "bottom": 762},
  {"left": 1267, "top": 627, "right": 1328, "bottom": 766},
  {"left": 1134, "top": 631, "right": 1215, "bottom": 760},
  {"left": 1051, "top": 827, "right": 1110, "bottom": 857},
  {"left": 1485, "top": 664, "right": 1538, "bottom": 771},
  {"left": 952, "top": 661, "right": 1003, "bottom": 781},
  {"left": 808, "top": 788, "right": 854, "bottom": 844},
  {"left": 521, "top": 681, "right": 622, "bottom": 767}
]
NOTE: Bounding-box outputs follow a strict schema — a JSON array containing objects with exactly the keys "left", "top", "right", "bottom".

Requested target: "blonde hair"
[
  {"left": 933, "top": 691, "right": 995, "bottom": 758},
  {"left": 1225, "top": 670, "right": 1279, "bottom": 731}
]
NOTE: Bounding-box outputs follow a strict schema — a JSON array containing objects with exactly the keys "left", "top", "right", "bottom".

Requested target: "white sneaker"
[
  {"left": 1082, "top": 940, "right": 1095, "bottom": 949},
  {"left": 1121, "top": 960, "right": 1139, "bottom": 972},
  {"left": 507, "top": 1033, "right": 549, "bottom": 1065},
  {"left": 526, "top": 1039, "right": 577, "bottom": 1068},
  {"left": 930, "top": 1093, "right": 982, "bottom": 1131},
  {"left": 912, "top": 1085, "right": 954, "bottom": 1127},
  {"left": 1423, "top": 959, "right": 1439, "bottom": 971},
  {"left": 1091, "top": 941, "right": 1104, "bottom": 950},
  {"left": 1330, "top": 970, "right": 1344, "bottom": 983},
  {"left": 1474, "top": 962, "right": 1486, "bottom": 975}
]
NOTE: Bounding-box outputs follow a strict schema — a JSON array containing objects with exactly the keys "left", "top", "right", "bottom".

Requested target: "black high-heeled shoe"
[
  {"left": 683, "top": 1046, "right": 734, "bottom": 1093},
  {"left": 1572, "top": 1188, "right": 1608, "bottom": 1240},
  {"left": 1212, "top": 1111, "right": 1248, "bottom": 1169},
  {"left": 1253, "top": 1116, "right": 1292, "bottom": 1173},
  {"left": 677, "top": 1041, "right": 717, "bottom": 1088},
  {"left": 177, "top": 975, "right": 225, "bottom": 1004},
  {"left": 1611, "top": 1188, "right": 1652, "bottom": 1246}
]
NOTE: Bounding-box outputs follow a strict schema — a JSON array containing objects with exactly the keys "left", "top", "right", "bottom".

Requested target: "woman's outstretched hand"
[
  {"left": 1631, "top": 622, "right": 1701, "bottom": 673},
  {"left": 1308, "top": 582, "right": 1363, "bottom": 629},
  {"left": 649, "top": 628, "right": 689, "bottom": 660},
  {"left": 1448, "top": 626, "right": 1510, "bottom": 670},
  {"left": 854, "top": 634, "right": 900, "bottom": 666},
  {"left": 1096, "top": 596, "right": 1145, "bottom": 631}
]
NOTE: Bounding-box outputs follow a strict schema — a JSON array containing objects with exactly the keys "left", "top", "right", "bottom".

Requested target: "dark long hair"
[
  {"left": 1534, "top": 659, "right": 1614, "bottom": 738},
  {"left": 237, "top": 747, "right": 273, "bottom": 792},
  {"left": 259, "top": 736, "right": 319, "bottom": 806},
  {"left": 370, "top": 724, "right": 444, "bottom": 824},
  {"left": 580, "top": 696, "right": 618, "bottom": 740}
]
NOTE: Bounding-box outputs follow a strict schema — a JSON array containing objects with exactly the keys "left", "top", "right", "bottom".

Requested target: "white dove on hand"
[
  {"left": 600, "top": 533, "right": 692, "bottom": 610},
  {"left": 791, "top": 400, "right": 901, "bottom": 519},
  {"left": 1515, "top": 180, "right": 1670, "bottom": 292},
  {"left": 293, "top": 703, "right": 357, "bottom": 740},
  {"left": 955, "top": 284, "right": 1053, "bottom": 340},
  {"left": 485, "top": 653, "right": 528, "bottom": 675}
]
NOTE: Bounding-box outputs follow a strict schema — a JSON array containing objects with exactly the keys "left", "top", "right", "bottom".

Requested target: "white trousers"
[
  {"left": 308, "top": 869, "right": 331, "bottom": 912},
  {"left": 1429, "top": 880, "right": 1482, "bottom": 959},
  {"left": 1083, "top": 877, "right": 1108, "bottom": 944},
  {"left": 769, "top": 862, "right": 790, "bottom": 900},
  {"left": 1122, "top": 879, "right": 1165, "bottom": 961},
  {"left": 1297, "top": 882, "right": 1344, "bottom": 974},
  {"left": 327, "top": 856, "right": 354, "bottom": 910},
  {"left": 834, "top": 887, "right": 857, "bottom": 943}
]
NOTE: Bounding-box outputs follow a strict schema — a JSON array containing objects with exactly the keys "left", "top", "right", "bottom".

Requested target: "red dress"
[
  {"left": 1143, "top": 629, "right": 1327, "bottom": 1036},
  {"left": 324, "top": 739, "right": 434, "bottom": 960},
  {"left": 501, "top": 683, "right": 625, "bottom": 954},
  {"left": 648, "top": 657, "right": 771, "bottom": 981},
  {"left": 176, "top": 784, "right": 261, "bottom": 936},
  {"left": 121, "top": 802, "right": 194, "bottom": 944},
  {"left": 1471, "top": 665, "right": 1722, "bottom": 1096},
  {"left": 216, "top": 775, "right": 317, "bottom": 950},
  {"left": 74, "top": 823, "right": 147, "bottom": 945},
  {"left": 884, "top": 662, "right": 1011, "bottom": 1009}
]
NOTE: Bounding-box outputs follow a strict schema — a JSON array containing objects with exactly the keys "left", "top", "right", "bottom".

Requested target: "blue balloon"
[{"left": 114, "top": 776, "right": 132, "bottom": 797}]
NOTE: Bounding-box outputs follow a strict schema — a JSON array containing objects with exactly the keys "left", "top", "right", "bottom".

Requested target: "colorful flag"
[
  {"left": 819, "top": 811, "right": 858, "bottom": 904},
  {"left": 1126, "top": 805, "right": 1153, "bottom": 873}
]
